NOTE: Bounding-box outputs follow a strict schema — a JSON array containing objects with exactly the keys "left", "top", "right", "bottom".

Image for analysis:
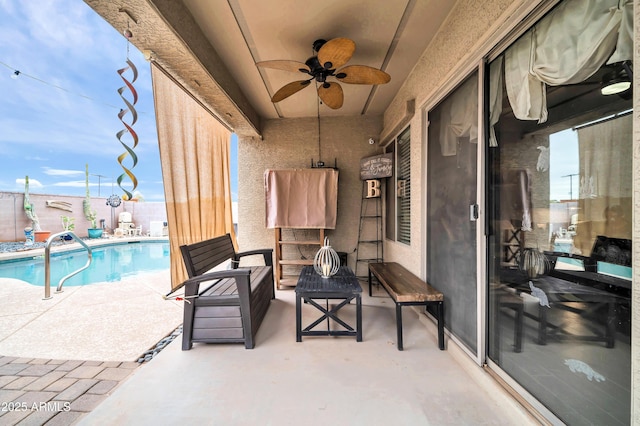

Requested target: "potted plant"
[
  {"left": 84, "top": 164, "right": 103, "bottom": 239},
  {"left": 24, "top": 175, "right": 51, "bottom": 242},
  {"left": 61, "top": 215, "right": 75, "bottom": 240}
]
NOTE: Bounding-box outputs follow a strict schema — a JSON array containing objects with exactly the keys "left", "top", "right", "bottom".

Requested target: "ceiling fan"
[{"left": 257, "top": 38, "right": 391, "bottom": 109}]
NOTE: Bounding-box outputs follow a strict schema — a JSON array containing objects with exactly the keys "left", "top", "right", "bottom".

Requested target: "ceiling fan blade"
[
  {"left": 257, "top": 60, "right": 310, "bottom": 74},
  {"left": 318, "top": 82, "right": 344, "bottom": 109},
  {"left": 317, "top": 38, "right": 355, "bottom": 70},
  {"left": 271, "top": 80, "right": 312, "bottom": 102},
  {"left": 335, "top": 65, "right": 391, "bottom": 84}
]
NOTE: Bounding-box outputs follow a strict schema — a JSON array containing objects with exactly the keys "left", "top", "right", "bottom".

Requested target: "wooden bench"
[
  {"left": 178, "top": 234, "right": 274, "bottom": 350},
  {"left": 368, "top": 262, "right": 444, "bottom": 351}
]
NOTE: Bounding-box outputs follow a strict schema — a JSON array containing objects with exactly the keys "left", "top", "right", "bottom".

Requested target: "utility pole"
[
  {"left": 562, "top": 173, "right": 579, "bottom": 200},
  {"left": 91, "top": 174, "right": 108, "bottom": 197}
]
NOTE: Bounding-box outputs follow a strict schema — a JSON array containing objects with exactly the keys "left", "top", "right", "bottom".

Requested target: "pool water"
[{"left": 0, "top": 241, "right": 170, "bottom": 286}]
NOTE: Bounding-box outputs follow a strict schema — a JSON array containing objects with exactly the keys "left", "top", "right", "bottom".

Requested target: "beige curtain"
[
  {"left": 438, "top": 75, "right": 478, "bottom": 156},
  {"left": 504, "top": 0, "right": 632, "bottom": 123},
  {"left": 573, "top": 114, "right": 632, "bottom": 253},
  {"left": 437, "top": 60, "right": 502, "bottom": 156},
  {"left": 151, "top": 64, "right": 236, "bottom": 289}
]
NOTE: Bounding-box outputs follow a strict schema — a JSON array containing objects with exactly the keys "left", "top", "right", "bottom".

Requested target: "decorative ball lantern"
[{"left": 314, "top": 237, "right": 341, "bottom": 278}]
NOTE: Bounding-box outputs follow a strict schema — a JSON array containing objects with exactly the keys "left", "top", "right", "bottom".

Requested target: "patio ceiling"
[{"left": 84, "top": 0, "right": 456, "bottom": 137}]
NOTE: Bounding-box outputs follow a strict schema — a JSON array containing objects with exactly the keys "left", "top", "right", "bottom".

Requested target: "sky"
[
  {"left": 0, "top": 0, "right": 577, "bottom": 205},
  {"left": 0, "top": 0, "right": 237, "bottom": 202},
  {"left": 549, "top": 129, "right": 579, "bottom": 201}
]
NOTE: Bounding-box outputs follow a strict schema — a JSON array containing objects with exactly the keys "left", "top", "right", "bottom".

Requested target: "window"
[{"left": 385, "top": 127, "right": 410, "bottom": 244}]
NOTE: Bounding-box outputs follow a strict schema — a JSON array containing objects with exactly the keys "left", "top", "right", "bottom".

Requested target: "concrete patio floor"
[
  {"left": 0, "top": 268, "right": 183, "bottom": 424},
  {"left": 0, "top": 270, "right": 182, "bottom": 362},
  {"left": 79, "top": 282, "right": 541, "bottom": 425}
]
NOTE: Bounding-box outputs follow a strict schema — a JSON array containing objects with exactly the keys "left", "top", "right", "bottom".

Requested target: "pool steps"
[{"left": 43, "top": 231, "right": 93, "bottom": 300}]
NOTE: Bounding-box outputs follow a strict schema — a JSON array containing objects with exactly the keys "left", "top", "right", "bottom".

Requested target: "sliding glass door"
[
  {"left": 427, "top": 72, "right": 479, "bottom": 354},
  {"left": 486, "top": 1, "right": 632, "bottom": 423}
]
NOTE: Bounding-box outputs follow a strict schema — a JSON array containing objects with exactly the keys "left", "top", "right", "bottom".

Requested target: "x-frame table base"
[
  {"left": 295, "top": 266, "right": 363, "bottom": 342},
  {"left": 296, "top": 293, "right": 362, "bottom": 341}
]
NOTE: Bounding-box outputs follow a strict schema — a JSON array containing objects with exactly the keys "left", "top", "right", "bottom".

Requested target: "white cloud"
[
  {"left": 51, "top": 180, "right": 96, "bottom": 188},
  {"left": 16, "top": 177, "right": 43, "bottom": 187},
  {"left": 0, "top": 0, "right": 155, "bottom": 157},
  {"left": 0, "top": 1, "right": 165, "bottom": 202},
  {"left": 42, "top": 167, "right": 84, "bottom": 176},
  {"left": 22, "top": 1, "right": 98, "bottom": 51}
]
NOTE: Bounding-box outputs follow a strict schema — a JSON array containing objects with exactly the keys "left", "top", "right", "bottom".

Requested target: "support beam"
[{"left": 84, "top": 0, "right": 262, "bottom": 138}]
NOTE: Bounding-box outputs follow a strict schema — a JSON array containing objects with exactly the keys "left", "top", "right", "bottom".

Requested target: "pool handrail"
[{"left": 44, "top": 232, "right": 93, "bottom": 300}]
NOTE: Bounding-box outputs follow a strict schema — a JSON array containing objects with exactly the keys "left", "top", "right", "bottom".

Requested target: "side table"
[{"left": 295, "top": 266, "right": 362, "bottom": 342}]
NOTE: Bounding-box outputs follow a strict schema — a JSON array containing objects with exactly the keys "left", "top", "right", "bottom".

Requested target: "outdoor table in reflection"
[{"left": 499, "top": 268, "right": 628, "bottom": 349}]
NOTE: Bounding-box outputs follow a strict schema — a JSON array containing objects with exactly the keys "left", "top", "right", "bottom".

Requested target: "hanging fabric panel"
[
  {"left": 504, "top": 0, "right": 632, "bottom": 123},
  {"left": 151, "top": 63, "right": 236, "bottom": 289},
  {"left": 488, "top": 56, "right": 503, "bottom": 147},
  {"left": 438, "top": 76, "right": 478, "bottom": 156},
  {"left": 437, "top": 60, "right": 503, "bottom": 155},
  {"left": 573, "top": 114, "right": 632, "bottom": 253},
  {"left": 264, "top": 168, "right": 339, "bottom": 229},
  {"left": 607, "top": 1, "right": 633, "bottom": 64}
]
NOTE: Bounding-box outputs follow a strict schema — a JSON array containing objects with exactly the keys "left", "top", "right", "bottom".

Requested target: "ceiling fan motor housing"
[
  {"left": 305, "top": 56, "right": 334, "bottom": 82},
  {"left": 312, "top": 39, "right": 327, "bottom": 52}
]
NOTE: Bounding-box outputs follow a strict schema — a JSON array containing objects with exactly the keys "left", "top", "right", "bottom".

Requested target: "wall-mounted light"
[
  {"left": 601, "top": 61, "right": 632, "bottom": 96},
  {"left": 143, "top": 50, "right": 156, "bottom": 62},
  {"left": 11, "top": 70, "right": 20, "bottom": 79}
]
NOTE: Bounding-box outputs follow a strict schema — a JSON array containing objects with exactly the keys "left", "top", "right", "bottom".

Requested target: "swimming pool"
[{"left": 0, "top": 241, "right": 170, "bottom": 286}]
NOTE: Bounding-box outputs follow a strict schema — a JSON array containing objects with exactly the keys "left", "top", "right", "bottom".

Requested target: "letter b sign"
[{"left": 366, "top": 179, "right": 381, "bottom": 198}]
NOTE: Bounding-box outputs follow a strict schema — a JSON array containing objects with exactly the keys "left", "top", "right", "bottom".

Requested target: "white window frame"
[{"left": 385, "top": 125, "right": 411, "bottom": 245}]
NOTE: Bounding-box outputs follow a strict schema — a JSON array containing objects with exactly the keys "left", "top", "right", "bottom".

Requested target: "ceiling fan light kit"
[
  {"left": 601, "top": 60, "right": 632, "bottom": 96},
  {"left": 257, "top": 37, "right": 390, "bottom": 109}
]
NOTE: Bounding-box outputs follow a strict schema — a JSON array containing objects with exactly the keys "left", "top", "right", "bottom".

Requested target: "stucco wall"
[
  {"left": 121, "top": 200, "right": 169, "bottom": 233},
  {"left": 501, "top": 133, "right": 551, "bottom": 251},
  {"left": 0, "top": 191, "right": 166, "bottom": 241},
  {"left": 237, "top": 115, "right": 382, "bottom": 269},
  {"left": 236, "top": 1, "right": 639, "bottom": 417},
  {"left": 236, "top": 0, "right": 534, "bottom": 277},
  {"left": 379, "top": 0, "right": 520, "bottom": 276},
  {"left": 384, "top": 0, "right": 517, "bottom": 128}
]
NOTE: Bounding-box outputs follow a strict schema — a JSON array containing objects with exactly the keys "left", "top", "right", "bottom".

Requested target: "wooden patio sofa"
[{"left": 179, "top": 234, "right": 274, "bottom": 350}]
